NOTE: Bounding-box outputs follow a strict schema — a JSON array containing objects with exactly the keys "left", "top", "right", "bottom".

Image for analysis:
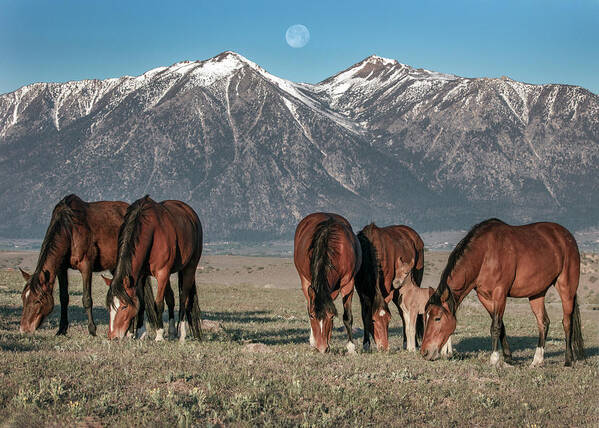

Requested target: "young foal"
[
  {"left": 399, "top": 281, "right": 453, "bottom": 355},
  {"left": 294, "top": 213, "right": 361, "bottom": 354}
]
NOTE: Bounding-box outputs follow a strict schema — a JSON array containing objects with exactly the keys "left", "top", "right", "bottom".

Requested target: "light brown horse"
[
  {"left": 19, "top": 194, "right": 135, "bottom": 336},
  {"left": 294, "top": 213, "right": 361, "bottom": 354},
  {"left": 355, "top": 223, "right": 424, "bottom": 351},
  {"left": 421, "top": 219, "right": 584, "bottom": 367},
  {"left": 104, "top": 196, "right": 203, "bottom": 341}
]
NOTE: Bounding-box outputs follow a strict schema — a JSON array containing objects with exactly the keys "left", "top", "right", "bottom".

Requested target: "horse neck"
[
  {"left": 127, "top": 224, "right": 155, "bottom": 283},
  {"left": 446, "top": 252, "right": 483, "bottom": 308},
  {"left": 37, "top": 228, "right": 71, "bottom": 280}
]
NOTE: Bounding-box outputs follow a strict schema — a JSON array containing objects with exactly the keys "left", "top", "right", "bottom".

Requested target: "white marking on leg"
[
  {"left": 155, "top": 328, "right": 164, "bottom": 341},
  {"left": 168, "top": 319, "right": 176, "bottom": 339},
  {"left": 319, "top": 319, "right": 323, "bottom": 333},
  {"left": 531, "top": 347, "right": 545, "bottom": 367},
  {"left": 137, "top": 320, "right": 148, "bottom": 340},
  {"left": 25, "top": 290, "right": 30, "bottom": 299},
  {"left": 490, "top": 351, "right": 500, "bottom": 366},
  {"left": 179, "top": 320, "right": 187, "bottom": 343},
  {"left": 346, "top": 341, "right": 356, "bottom": 354},
  {"left": 309, "top": 328, "right": 316, "bottom": 347},
  {"left": 379, "top": 309, "right": 386, "bottom": 317}
]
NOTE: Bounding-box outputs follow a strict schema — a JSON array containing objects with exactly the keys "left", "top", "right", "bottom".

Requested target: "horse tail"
[
  {"left": 310, "top": 218, "right": 338, "bottom": 319},
  {"left": 142, "top": 277, "right": 160, "bottom": 330},
  {"left": 571, "top": 294, "right": 585, "bottom": 360},
  {"left": 190, "top": 282, "right": 203, "bottom": 340}
]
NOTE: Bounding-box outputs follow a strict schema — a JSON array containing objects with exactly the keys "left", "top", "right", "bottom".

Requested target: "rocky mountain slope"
[{"left": 0, "top": 52, "right": 597, "bottom": 240}]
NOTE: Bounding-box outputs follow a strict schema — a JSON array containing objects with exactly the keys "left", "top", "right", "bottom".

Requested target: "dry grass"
[{"left": 0, "top": 254, "right": 598, "bottom": 427}]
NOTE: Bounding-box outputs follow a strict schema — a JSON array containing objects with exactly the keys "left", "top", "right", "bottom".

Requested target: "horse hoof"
[
  {"left": 155, "top": 328, "right": 165, "bottom": 341},
  {"left": 56, "top": 329, "right": 67, "bottom": 336},
  {"left": 88, "top": 327, "right": 97, "bottom": 337},
  {"left": 346, "top": 341, "right": 357, "bottom": 354}
]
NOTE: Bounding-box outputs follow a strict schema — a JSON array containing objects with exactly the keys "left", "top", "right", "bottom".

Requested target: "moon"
[{"left": 285, "top": 24, "right": 310, "bottom": 48}]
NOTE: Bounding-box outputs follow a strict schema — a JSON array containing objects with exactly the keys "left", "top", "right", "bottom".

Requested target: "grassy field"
[{"left": 0, "top": 254, "right": 598, "bottom": 427}]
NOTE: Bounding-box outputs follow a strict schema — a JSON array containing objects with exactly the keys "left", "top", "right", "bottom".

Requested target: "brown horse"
[
  {"left": 355, "top": 223, "right": 424, "bottom": 351},
  {"left": 421, "top": 219, "right": 585, "bottom": 367},
  {"left": 19, "top": 194, "right": 131, "bottom": 336},
  {"left": 104, "top": 196, "right": 203, "bottom": 341},
  {"left": 294, "top": 213, "right": 361, "bottom": 354}
]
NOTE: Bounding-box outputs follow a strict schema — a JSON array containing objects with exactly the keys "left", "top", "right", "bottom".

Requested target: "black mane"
[
  {"left": 106, "top": 195, "right": 151, "bottom": 308},
  {"left": 30, "top": 194, "right": 85, "bottom": 292},
  {"left": 309, "top": 217, "right": 340, "bottom": 319},
  {"left": 356, "top": 223, "right": 386, "bottom": 312},
  {"left": 429, "top": 218, "right": 505, "bottom": 314}
]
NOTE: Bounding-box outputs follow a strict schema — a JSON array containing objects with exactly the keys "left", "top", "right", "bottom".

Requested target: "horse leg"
[
  {"left": 153, "top": 271, "right": 170, "bottom": 341},
  {"left": 477, "top": 291, "right": 509, "bottom": 367},
  {"left": 56, "top": 268, "right": 69, "bottom": 335},
  {"left": 80, "top": 264, "right": 96, "bottom": 336},
  {"left": 134, "top": 277, "right": 148, "bottom": 339},
  {"left": 165, "top": 280, "right": 176, "bottom": 339},
  {"left": 441, "top": 335, "right": 453, "bottom": 357},
  {"left": 407, "top": 311, "right": 418, "bottom": 352},
  {"left": 177, "top": 271, "right": 187, "bottom": 342},
  {"left": 300, "top": 276, "right": 316, "bottom": 348},
  {"left": 392, "top": 292, "right": 407, "bottom": 350},
  {"left": 342, "top": 283, "right": 356, "bottom": 354},
  {"left": 357, "top": 292, "right": 373, "bottom": 351},
  {"left": 529, "top": 295, "right": 550, "bottom": 367}
]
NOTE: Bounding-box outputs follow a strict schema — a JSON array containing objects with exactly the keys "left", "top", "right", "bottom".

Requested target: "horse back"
[
  {"left": 294, "top": 212, "right": 359, "bottom": 283},
  {"left": 476, "top": 221, "right": 579, "bottom": 298},
  {"left": 159, "top": 200, "right": 203, "bottom": 266}
]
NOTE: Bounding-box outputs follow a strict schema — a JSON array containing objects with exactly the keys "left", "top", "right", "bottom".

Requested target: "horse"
[
  {"left": 294, "top": 213, "right": 362, "bottom": 354},
  {"left": 19, "top": 194, "right": 133, "bottom": 336},
  {"left": 104, "top": 196, "right": 203, "bottom": 342},
  {"left": 421, "top": 218, "right": 585, "bottom": 367},
  {"left": 355, "top": 223, "right": 425, "bottom": 351}
]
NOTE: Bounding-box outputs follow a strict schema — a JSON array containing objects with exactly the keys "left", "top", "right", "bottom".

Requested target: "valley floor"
[{"left": 0, "top": 252, "right": 598, "bottom": 426}]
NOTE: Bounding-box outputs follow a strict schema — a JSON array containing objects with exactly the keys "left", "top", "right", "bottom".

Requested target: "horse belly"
[{"left": 509, "top": 269, "right": 558, "bottom": 298}]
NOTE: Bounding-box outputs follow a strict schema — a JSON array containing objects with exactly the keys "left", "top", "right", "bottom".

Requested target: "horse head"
[
  {"left": 103, "top": 275, "right": 138, "bottom": 339},
  {"left": 19, "top": 268, "right": 55, "bottom": 333},
  {"left": 421, "top": 286, "right": 456, "bottom": 360}
]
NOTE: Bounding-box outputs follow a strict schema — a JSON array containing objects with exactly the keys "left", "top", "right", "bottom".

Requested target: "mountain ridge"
[{"left": 1, "top": 51, "right": 597, "bottom": 240}]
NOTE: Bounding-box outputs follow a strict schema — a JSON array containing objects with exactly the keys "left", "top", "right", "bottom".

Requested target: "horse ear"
[
  {"left": 101, "top": 275, "right": 112, "bottom": 287},
  {"left": 439, "top": 285, "right": 451, "bottom": 303},
  {"left": 19, "top": 268, "right": 31, "bottom": 281}
]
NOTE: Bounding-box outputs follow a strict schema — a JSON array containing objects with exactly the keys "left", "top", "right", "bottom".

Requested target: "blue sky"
[{"left": 1, "top": 0, "right": 598, "bottom": 94}]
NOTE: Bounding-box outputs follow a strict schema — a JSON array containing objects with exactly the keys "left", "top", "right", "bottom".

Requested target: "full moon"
[{"left": 285, "top": 24, "right": 310, "bottom": 48}]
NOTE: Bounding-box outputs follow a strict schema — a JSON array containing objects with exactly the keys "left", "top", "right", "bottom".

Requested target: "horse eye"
[{"left": 434, "top": 317, "right": 441, "bottom": 322}]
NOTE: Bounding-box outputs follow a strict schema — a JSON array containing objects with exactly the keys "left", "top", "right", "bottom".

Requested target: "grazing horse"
[
  {"left": 355, "top": 223, "right": 424, "bottom": 351},
  {"left": 104, "top": 196, "right": 203, "bottom": 341},
  {"left": 421, "top": 219, "right": 585, "bottom": 367},
  {"left": 294, "top": 213, "right": 361, "bottom": 354},
  {"left": 20, "top": 194, "right": 130, "bottom": 336}
]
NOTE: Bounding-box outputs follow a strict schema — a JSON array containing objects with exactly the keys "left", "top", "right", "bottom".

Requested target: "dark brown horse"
[
  {"left": 421, "top": 219, "right": 585, "bottom": 367},
  {"left": 294, "top": 213, "right": 361, "bottom": 354},
  {"left": 104, "top": 196, "right": 203, "bottom": 341},
  {"left": 355, "top": 223, "right": 424, "bottom": 351},
  {"left": 20, "top": 194, "right": 130, "bottom": 336}
]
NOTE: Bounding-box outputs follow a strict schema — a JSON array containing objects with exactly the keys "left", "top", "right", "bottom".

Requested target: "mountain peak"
[{"left": 363, "top": 55, "right": 398, "bottom": 66}]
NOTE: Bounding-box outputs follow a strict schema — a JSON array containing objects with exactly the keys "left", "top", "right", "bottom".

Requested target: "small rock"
[
  {"left": 201, "top": 320, "right": 223, "bottom": 332},
  {"left": 242, "top": 343, "right": 272, "bottom": 353}
]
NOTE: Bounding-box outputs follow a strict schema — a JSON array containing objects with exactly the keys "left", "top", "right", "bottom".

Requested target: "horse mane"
[
  {"left": 30, "top": 194, "right": 86, "bottom": 293},
  {"left": 309, "top": 217, "right": 340, "bottom": 319},
  {"left": 429, "top": 218, "right": 505, "bottom": 315},
  {"left": 357, "top": 223, "right": 386, "bottom": 312},
  {"left": 106, "top": 195, "right": 152, "bottom": 308}
]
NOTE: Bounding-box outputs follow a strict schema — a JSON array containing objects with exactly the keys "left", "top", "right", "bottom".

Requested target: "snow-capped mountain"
[{"left": 0, "top": 51, "right": 597, "bottom": 239}]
